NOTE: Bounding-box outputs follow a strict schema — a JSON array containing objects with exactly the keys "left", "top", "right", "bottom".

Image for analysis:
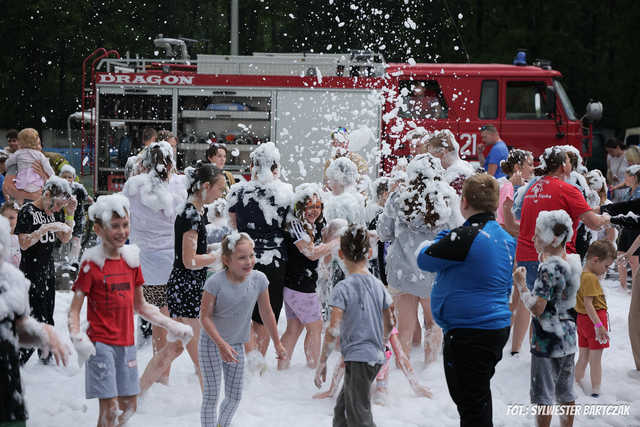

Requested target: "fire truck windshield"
[{"left": 553, "top": 80, "right": 577, "bottom": 121}]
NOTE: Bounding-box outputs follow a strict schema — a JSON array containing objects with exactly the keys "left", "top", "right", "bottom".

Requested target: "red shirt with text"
[
  {"left": 516, "top": 176, "right": 591, "bottom": 262},
  {"left": 73, "top": 258, "right": 144, "bottom": 346}
]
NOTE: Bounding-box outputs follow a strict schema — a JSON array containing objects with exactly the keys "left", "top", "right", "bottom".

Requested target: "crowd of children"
[{"left": 3, "top": 125, "right": 640, "bottom": 427}]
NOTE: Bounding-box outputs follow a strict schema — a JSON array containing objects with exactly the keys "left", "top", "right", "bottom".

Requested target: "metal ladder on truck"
[{"left": 80, "top": 48, "right": 120, "bottom": 176}]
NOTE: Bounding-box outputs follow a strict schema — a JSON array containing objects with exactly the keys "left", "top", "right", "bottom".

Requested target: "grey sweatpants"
[
  {"left": 333, "top": 361, "right": 382, "bottom": 427},
  {"left": 199, "top": 334, "right": 245, "bottom": 427}
]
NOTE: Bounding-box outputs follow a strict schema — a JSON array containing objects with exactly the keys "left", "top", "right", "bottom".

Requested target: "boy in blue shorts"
[{"left": 68, "top": 194, "right": 193, "bottom": 427}]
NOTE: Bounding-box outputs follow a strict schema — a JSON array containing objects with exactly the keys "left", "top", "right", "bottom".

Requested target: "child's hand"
[
  {"left": 314, "top": 361, "right": 327, "bottom": 388},
  {"left": 513, "top": 267, "right": 527, "bottom": 288},
  {"left": 71, "top": 333, "right": 96, "bottom": 367},
  {"left": 166, "top": 321, "right": 193, "bottom": 344},
  {"left": 617, "top": 252, "right": 631, "bottom": 267},
  {"left": 44, "top": 325, "right": 71, "bottom": 367},
  {"left": 275, "top": 342, "right": 288, "bottom": 361},
  {"left": 65, "top": 196, "right": 78, "bottom": 213},
  {"left": 217, "top": 341, "right": 239, "bottom": 363},
  {"left": 595, "top": 325, "right": 609, "bottom": 344}
]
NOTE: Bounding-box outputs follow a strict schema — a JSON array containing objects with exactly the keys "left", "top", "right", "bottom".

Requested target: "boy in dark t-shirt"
[{"left": 15, "top": 176, "right": 76, "bottom": 363}]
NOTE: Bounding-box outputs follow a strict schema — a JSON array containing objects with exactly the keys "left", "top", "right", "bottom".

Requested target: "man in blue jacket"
[{"left": 417, "top": 173, "right": 515, "bottom": 427}]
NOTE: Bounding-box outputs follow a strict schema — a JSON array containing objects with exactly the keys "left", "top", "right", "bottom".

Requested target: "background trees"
[{"left": 1, "top": 0, "right": 637, "bottom": 134}]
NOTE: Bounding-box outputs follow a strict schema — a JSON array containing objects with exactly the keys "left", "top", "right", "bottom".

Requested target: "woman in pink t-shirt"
[{"left": 496, "top": 149, "right": 533, "bottom": 234}]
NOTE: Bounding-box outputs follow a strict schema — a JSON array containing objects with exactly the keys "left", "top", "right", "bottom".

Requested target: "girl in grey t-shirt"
[{"left": 198, "top": 232, "right": 287, "bottom": 427}]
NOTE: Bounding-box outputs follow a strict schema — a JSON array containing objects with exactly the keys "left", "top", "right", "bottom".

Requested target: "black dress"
[
  {"left": 228, "top": 183, "right": 289, "bottom": 324},
  {"left": 167, "top": 202, "right": 208, "bottom": 319}
]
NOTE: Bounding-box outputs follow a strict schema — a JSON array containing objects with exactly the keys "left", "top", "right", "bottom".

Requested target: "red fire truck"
[{"left": 81, "top": 48, "right": 601, "bottom": 194}]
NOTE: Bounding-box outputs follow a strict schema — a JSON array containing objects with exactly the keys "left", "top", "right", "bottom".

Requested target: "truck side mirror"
[
  {"left": 545, "top": 86, "right": 557, "bottom": 115},
  {"left": 584, "top": 101, "right": 603, "bottom": 122}
]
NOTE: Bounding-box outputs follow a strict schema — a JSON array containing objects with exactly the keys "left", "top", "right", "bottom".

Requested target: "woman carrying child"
[
  {"left": 5, "top": 128, "right": 54, "bottom": 202},
  {"left": 198, "top": 232, "right": 287, "bottom": 427},
  {"left": 139, "top": 163, "right": 226, "bottom": 393}
]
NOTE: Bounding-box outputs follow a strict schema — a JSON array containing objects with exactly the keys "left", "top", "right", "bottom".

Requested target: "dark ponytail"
[
  {"left": 185, "top": 161, "right": 223, "bottom": 196},
  {"left": 536, "top": 146, "right": 567, "bottom": 176},
  {"left": 500, "top": 149, "right": 532, "bottom": 177},
  {"left": 144, "top": 142, "right": 173, "bottom": 181},
  {"left": 340, "top": 224, "right": 370, "bottom": 263}
]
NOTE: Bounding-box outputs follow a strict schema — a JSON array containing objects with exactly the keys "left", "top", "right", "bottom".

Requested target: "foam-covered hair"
[
  {"left": 535, "top": 210, "right": 574, "bottom": 248},
  {"left": 326, "top": 157, "right": 358, "bottom": 188},
  {"left": 59, "top": 164, "right": 76, "bottom": 178},
  {"left": 43, "top": 176, "right": 72, "bottom": 198},
  {"left": 250, "top": 141, "right": 280, "bottom": 182},
  {"left": 406, "top": 153, "right": 444, "bottom": 181},
  {"left": 88, "top": 193, "right": 130, "bottom": 225}
]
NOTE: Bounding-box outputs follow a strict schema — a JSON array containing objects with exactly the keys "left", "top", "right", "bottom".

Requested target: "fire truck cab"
[{"left": 83, "top": 49, "right": 600, "bottom": 194}]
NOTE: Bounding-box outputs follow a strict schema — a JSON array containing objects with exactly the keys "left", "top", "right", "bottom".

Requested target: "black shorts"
[{"left": 252, "top": 255, "right": 286, "bottom": 325}]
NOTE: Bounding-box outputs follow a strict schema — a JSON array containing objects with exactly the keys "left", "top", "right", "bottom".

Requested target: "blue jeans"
[{"left": 517, "top": 261, "right": 539, "bottom": 291}]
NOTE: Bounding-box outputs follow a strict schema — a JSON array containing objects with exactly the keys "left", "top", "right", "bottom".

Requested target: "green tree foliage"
[{"left": 0, "top": 0, "right": 636, "bottom": 132}]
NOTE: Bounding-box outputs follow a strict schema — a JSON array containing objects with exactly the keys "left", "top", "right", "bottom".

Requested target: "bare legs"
[
  {"left": 575, "top": 347, "right": 603, "bottom": 394},
  {"left": 618, "top": 252, "right": 638, "bottom": 291},
  {"left": 151, "top": 306, "right": 171, "bottom": 384},
  {"left": 139, "top": 317, "right": 202, "bottom": 394},
  {"left": 510, "top": 286, "right": 531, "bottom": 354},
  {"left": 278, "top": 318, "right": 323, "bottom": 370},
  {"left": 395, "top": 294, "right": 441, "bottom": 365},
  {"left": 97, "top": 396, "right": 136, "bottom": 427},
  {"left": 630, "top": 269, "right": 640, "bottom": 371},
  {"left": 246, "top": 322, "right": 270, "bottom": 356}
]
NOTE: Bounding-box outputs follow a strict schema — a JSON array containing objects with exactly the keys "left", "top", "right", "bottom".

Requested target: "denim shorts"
[
  {"left": 86, "top": 342, "right": 140, "bottom": 399},
  {"left": 530, "top": 353, "right": 577, "bottom": 405},
  {"left": 517, "top": 261, "right": 539, "bottom": 291}
]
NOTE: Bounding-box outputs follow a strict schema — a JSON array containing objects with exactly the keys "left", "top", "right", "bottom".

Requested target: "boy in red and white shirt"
[{"left": 68, "top": 194, "right": 192, "bottom": 427}]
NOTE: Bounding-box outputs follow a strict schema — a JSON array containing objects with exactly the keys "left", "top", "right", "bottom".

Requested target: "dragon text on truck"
[{"left": 82, "top": 48, "right": 600, "bottom": 193}]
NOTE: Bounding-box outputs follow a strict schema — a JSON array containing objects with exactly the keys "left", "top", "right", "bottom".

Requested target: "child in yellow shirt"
[{"left": 575, "top": 240, "right": 616, "bottom": 398}]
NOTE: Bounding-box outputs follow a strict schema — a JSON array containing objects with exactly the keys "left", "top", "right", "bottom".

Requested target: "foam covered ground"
[{"left": 21, "top": 278, "right": 640, "bottom": 426}]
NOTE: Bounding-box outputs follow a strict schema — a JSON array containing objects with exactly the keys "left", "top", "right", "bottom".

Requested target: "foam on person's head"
[
  {"left": 88, "top": 193, "right": 130, "bottom": 226},
  {"left": 59, "top": 164, "right": 76, "bottom": 178},
  {"left": 535, "top": 209, "right": 574, "bottom": 248},
  {"left": 586, "top": 169, "right": 606, "bottom": 193},
  {"left": 406, "top": 153, "right": 444, "bottom": 181},
  {"left": 222, "top": 232, "right": 254, "bottom": 259},
  {"left": 43, "top": 176, "right": 72, "bottom": 198},
  {"left": 142, "top": 140, "right": 174, "bottom": 175},
  {"left": 293, "top": 182, "right": 324, "bottom": 207},
  {"left": 326, "top": 157, "right": 358, "bottom": 188},
  {"left": 250, "top": 141, "right": 280, "bottom": 183},
  {"left": 206, "top": 198, "right": 228, "bottom": 223}
]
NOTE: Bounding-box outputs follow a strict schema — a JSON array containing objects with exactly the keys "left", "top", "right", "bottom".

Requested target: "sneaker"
[{"left": 591, "top": 393, "right": 600, "bottom": 398}]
